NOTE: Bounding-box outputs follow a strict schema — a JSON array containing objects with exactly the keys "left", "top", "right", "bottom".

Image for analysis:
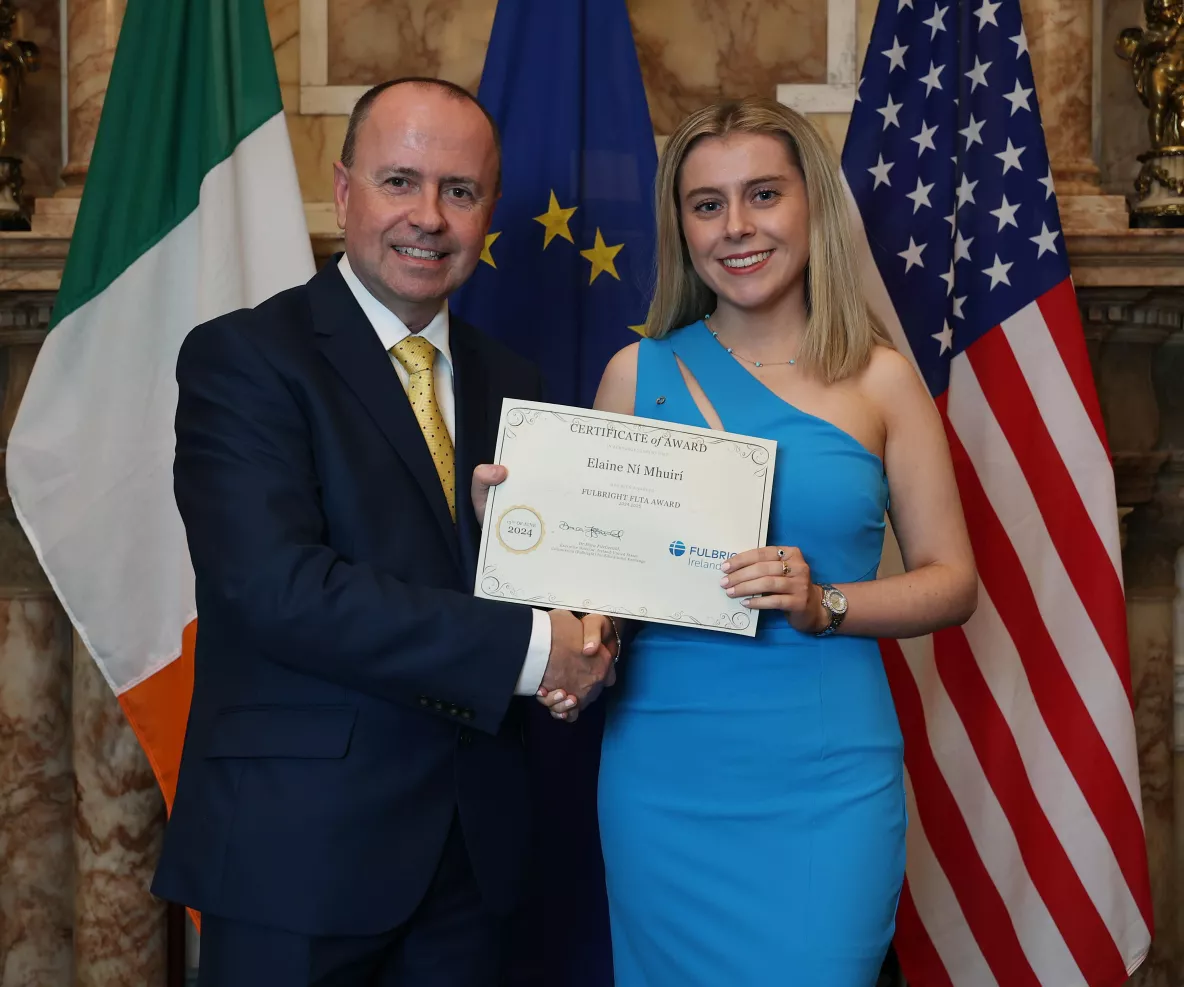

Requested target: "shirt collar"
[{"left": 338, "top": 253, "right": 452, "bottom": 369}]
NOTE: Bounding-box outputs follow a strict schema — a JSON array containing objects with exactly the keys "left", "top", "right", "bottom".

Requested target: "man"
[{"left": 151, "top": 78, "right": 616, "bottom": 986}]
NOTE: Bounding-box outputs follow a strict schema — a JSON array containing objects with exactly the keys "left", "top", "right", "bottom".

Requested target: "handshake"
[{"left": 537, "top": 610, "right": 619, "bottom": 723}]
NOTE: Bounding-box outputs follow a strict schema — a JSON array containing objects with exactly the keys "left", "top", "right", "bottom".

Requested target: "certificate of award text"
[{"left": 474, "top": 400, "right": 777, "bottom": 637}]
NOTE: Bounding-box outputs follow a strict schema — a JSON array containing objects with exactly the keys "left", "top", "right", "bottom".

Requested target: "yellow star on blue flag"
[
  {"left": 580, "top": 229, "right": 624, "bottom": 284},
  {"left": 479, "top": 231, "right": 501, "bottom": 268},
  {"left": 534, "top": 191, "right": 578, "bottom": 248}
]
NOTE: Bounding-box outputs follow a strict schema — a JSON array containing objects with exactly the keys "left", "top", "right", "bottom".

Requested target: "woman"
[{"left": 541, "top": 97, "right": 977, "bottom": 984}]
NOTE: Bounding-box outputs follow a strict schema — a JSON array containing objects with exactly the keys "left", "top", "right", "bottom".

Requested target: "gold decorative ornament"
[
  {"left": 495, "top": 505, "right": 545, "bottom": 555},
  {"left": 1117, "top": 0, "right": 1184, "bottom": 226}
]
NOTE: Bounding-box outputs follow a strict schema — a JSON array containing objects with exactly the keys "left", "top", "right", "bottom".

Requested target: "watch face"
[{"left": 824, "top": 588, "right": 848, "bottom": 614}]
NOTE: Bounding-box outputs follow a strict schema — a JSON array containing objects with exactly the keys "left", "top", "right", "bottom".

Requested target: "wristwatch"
[{"left": 815, "top": 584, "right": 848, "bottom": 637}]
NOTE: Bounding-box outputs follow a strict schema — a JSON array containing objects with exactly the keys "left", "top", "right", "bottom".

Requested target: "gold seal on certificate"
[
  {"left": 496, "top": 506, "right": 545, "bottom": 554},
  {"left": 474, "top": 400, "right": 777, "bottom": 636}
]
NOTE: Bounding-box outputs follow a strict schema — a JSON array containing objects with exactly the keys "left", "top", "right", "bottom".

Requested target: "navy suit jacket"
[{"left": 151, "top": 257, "right": 545, "bottom": 937}]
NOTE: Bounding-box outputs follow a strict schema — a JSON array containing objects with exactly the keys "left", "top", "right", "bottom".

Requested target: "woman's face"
[{"left": 677, "top": 132, "right": 811, "bottom": 318}]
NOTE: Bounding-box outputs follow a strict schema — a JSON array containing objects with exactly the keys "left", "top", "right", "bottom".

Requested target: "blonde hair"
[{"left": 643, "top": 96, "right": 889, "bottom": 383}]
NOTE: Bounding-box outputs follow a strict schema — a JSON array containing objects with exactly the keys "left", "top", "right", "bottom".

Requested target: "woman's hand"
[
  {"left": 720, "top": 546, "right": 826, "bottom": 634},
  {"left": 536, "top": 613, "right": 620, "bottom": 721},
  {"left": 471, "top": 464, "right": 508, "bottom": 525},
  {"left": 537, "top": 687, "right": 580, "bottom": 722}
]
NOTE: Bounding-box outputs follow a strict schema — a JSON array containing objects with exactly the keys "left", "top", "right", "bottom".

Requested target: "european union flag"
[
  {"left": 451, "top": 0, "right": 657, "bottom": 407},
  {"left": 449, "top": 3, "right": 657, "bottom": 985}
]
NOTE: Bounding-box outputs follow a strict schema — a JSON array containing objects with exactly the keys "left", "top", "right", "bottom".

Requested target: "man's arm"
[{"left": 175, "top": 316, "right": 535, "bottom": 735}]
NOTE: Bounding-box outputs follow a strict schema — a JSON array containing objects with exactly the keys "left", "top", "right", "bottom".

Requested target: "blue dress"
[{"left": 598, "top": 321, "right": 906, "bottom": 986}]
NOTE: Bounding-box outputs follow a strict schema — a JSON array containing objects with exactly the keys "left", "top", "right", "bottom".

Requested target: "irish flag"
[{"left": 6, "top": 0, "right": 314, "bottom": 808}]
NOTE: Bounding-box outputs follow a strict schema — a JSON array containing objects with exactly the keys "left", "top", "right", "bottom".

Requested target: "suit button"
[
  {"left": 434, "top": 700, "right": 444, "bottom": 711},
  {"left": 460, "top": 709, "right": 474, "bottom": 721},
  {"left": 418, "top": 697, "right": 429, "bottom": 707}
]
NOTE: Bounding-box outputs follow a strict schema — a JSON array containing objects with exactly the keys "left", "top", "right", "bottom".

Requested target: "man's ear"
[{"left": 332, "top": 161, "right": 350, "bottom": 230}]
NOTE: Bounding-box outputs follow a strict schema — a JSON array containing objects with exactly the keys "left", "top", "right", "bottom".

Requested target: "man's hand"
[
  {"left": 471, "top": 464, "right": 508, "bottom": 525},
  {"left": 537, "top": 613, "right": 619, "bottom": 722},
  {"left": 536, "top": 611, "right": 616, "bottom": 721}
]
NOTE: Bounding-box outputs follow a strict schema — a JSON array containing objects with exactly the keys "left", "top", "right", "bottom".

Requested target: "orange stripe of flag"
[{"left": 116, "top": 619, "right": 196, "bottom": 814}]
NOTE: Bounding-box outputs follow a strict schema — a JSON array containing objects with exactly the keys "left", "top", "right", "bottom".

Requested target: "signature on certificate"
[{"left": 559, "top": 521, "right": 624, "bottom": 540}]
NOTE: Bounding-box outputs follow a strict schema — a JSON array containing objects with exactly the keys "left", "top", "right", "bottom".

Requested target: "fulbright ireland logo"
[{"left": 669, "top": 540, "right": 737, "bottom": 570}]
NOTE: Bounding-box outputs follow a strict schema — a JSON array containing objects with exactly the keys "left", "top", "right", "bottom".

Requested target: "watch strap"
[{"left": 815, "top": 583, "right": 845, "bottom": 637}]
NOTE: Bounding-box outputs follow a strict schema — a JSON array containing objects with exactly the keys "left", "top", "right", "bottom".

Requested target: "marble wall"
[
  {"left": 70, "top": 639, "right": 166, "bottom": 987},
  {"left": 61, "top": 0, "right": 127, "bottom": 190},
  {"left": 272, "top": 0, "right": 859, "bottom": 201},
  {"left": 320, "top": 0, "right": 827, "bottom": 122},
  {"left": 0, "top": 595, "right": 72, "bottom": 987},
  {"left": 326, "top": 0, "right": 495, "bottom": 90},
  {"left": 271, "top": 0, "right": 1141, "bottom": 207},
  {"left": 0, "top": 0, "right": 1162, "bottom": 213}
]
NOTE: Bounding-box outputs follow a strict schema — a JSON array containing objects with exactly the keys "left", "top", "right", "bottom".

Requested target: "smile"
[
  {"left": 720, "top": 250, "right": 773, "bottom": 270},
  {"left": 393, "top": 246, "right": 446, "bottom": 260}
]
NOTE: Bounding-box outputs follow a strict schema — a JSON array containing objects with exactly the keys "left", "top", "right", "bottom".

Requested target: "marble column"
[
  {"left": 60, "top": 0, "right": 127, "bottom": 192},
  {"left": 1022, "top": 0, "right": 1101, "bottom": 195},
  {"left": 0, "top": 595, "right": 73, "bottom": 987},
  {"left": 0, "top": 314, "right": 73, "bottom": 985},
  {"left": 71, "top": 637, "right": 166, "bottom": 987},
  {"left": 1081, "top": 288, "right": 1184, "bottom": 987}
]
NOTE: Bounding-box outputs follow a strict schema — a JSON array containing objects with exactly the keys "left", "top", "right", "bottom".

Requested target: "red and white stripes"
[{"left": 874, "top": 280, "right": 1151, "bottom": 985}]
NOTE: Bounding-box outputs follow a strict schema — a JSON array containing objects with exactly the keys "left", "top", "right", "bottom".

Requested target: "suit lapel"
[
  {"left": 309, "top": 258, "right": 461, "bottom": 568},
  {"left": 451, "top": 318, "right": 498, "bottom": 586}
]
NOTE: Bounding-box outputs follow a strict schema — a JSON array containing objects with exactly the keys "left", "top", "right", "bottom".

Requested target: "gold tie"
[{"left": 390, "top": 335, "right": 455, "bottom": 520}]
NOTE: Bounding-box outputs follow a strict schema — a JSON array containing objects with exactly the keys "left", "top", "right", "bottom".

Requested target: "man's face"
[{"left": 333, "top": 85, "right": 499, "bottom": 329}]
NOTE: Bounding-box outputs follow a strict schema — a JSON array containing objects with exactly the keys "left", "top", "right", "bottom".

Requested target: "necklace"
[{"left": 705, "top": 315, "right": 797, "bottom": 368}]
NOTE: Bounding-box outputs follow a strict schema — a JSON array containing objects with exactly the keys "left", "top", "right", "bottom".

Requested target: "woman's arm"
[
  {"left": 593, "top": 342, "right": 639, "bottom": 414},
  {"left": 723, "top": 347, "right": 978, "bottom": 638}
]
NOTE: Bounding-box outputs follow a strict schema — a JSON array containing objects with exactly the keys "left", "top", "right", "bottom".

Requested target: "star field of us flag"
[{"left": 840, "top": 1, "right": 1153, "bottom": 985}]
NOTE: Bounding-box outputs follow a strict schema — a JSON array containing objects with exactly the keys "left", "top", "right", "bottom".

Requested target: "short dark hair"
[{"left": 339, "top": 77, "right": 502, "bottom": 192}]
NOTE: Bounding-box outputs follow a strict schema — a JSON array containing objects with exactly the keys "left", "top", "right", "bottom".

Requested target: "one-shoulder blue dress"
[{"left": 598, "top": 321, "right": 906, "bottom": 986}]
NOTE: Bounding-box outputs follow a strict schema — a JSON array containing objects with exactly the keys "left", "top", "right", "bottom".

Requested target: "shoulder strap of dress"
[
  {"left": 634, "top": 330, "right": 706, "bottom": 426},
  {"left": 666, "top": 319, "right": 746, "bottom": 399}
]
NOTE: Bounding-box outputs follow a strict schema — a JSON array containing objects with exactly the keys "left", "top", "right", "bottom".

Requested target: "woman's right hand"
[{"left": 537, "top": 687, "right": 580, "bottom": 722}]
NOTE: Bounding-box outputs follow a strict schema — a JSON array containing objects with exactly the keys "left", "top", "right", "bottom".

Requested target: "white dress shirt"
[{"left": 338, "top": 254, "right": 551, "bottom": 696}]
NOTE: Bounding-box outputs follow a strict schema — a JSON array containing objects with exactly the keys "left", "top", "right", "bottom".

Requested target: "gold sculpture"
[{"left": 1117, "top": 0, "right": 1184, "bottom": 224}]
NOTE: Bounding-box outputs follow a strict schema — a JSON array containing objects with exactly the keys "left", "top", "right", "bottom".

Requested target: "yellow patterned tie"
[{"left": 390, "top": 335, "right": 455, "bottom": 520}]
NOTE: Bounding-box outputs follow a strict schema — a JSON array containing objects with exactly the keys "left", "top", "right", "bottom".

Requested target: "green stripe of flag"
[{"left": 53, "top": 0, "right": 283, "bottom": 328}]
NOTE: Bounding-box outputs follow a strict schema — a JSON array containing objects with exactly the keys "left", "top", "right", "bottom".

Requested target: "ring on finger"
[
  {"left": 777, "top": 548, "right": 787, "bottom": 560},
  {"left": 781, "top": 561, "right": 791, "bottom": 576}
]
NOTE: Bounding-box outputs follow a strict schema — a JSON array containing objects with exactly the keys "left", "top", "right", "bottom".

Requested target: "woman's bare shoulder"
[{"left": 858, "top": 344, "right": 928, "bottom": 403}]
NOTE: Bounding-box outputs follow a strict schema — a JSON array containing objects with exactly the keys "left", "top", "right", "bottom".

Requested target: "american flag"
[{"left": 839, "top": 1, "right": 1154, "bottom": 984}]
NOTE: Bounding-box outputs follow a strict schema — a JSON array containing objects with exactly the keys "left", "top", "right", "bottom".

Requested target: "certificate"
[{"left": 474, "top": 400, "right": 777, "bottom": 637}]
